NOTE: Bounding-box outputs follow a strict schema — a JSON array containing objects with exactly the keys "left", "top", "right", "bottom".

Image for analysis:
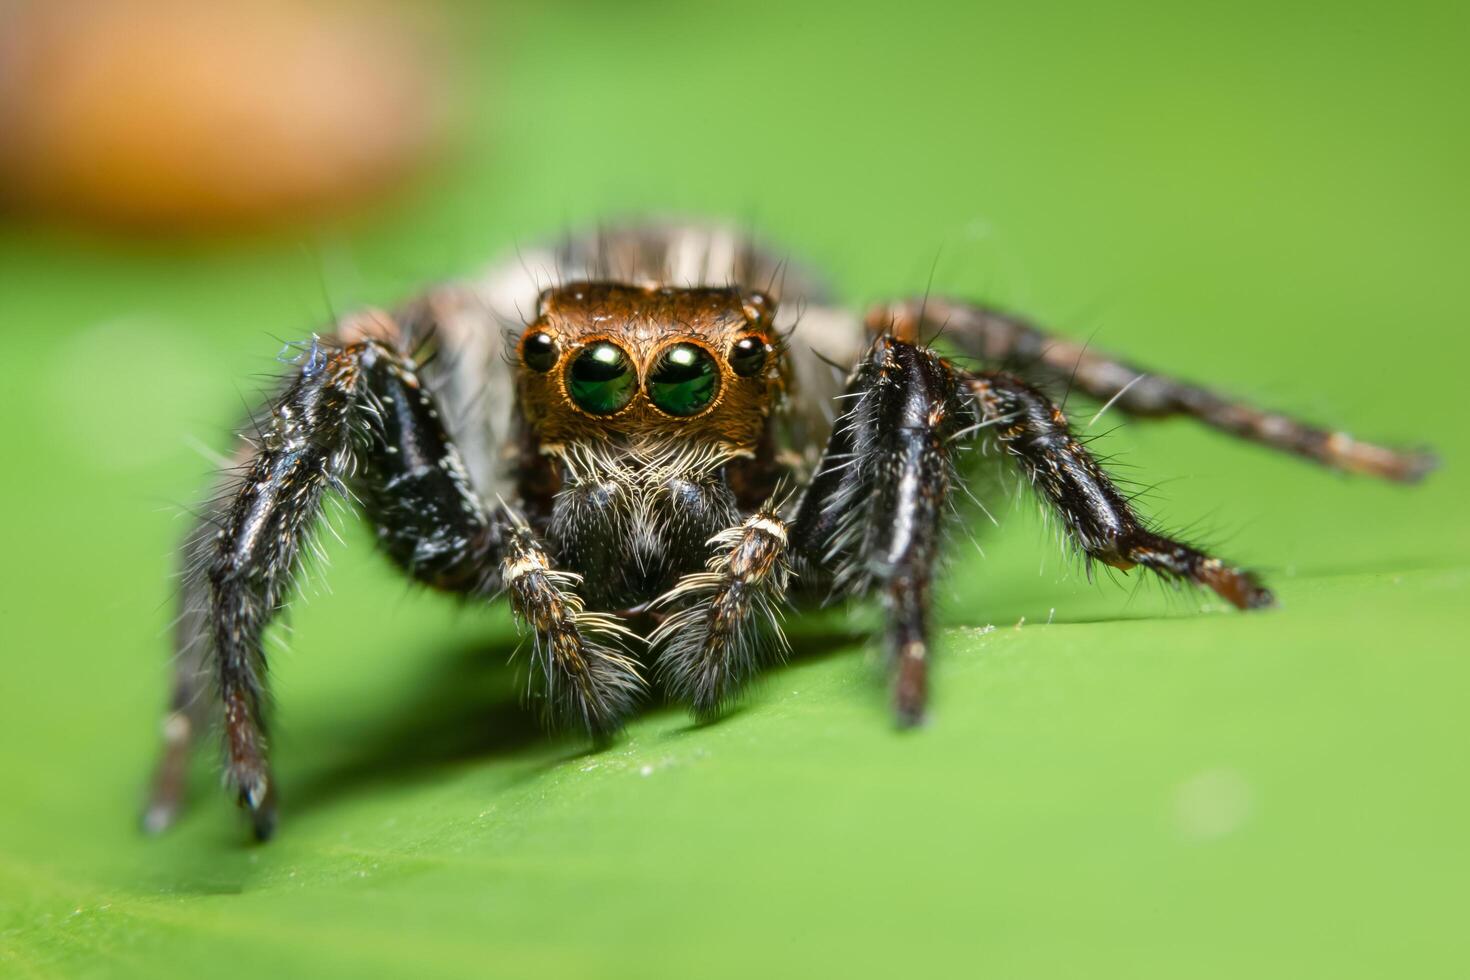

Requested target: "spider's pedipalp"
[
  {"left": 499, "top": 524, "right": 646, "bottom": 736},
  {"left": 650, "top": 509, "right": 793, "bottom": 718}
]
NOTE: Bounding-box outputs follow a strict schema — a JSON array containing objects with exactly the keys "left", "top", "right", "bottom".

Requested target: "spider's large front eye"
[
  {"left": 566, "top": 341, "right": 636, "bottom": 415},
  {"left": 521, "top": 331, "right": 558, "bottom": 372},
  {"left": 648, "top": 343, "right": 720, "bottom": 417}
]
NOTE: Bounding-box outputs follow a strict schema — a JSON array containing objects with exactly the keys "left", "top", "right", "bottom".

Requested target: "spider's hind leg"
[{"left": 870, "top": 298, "right": 1437, "bottom": 483}]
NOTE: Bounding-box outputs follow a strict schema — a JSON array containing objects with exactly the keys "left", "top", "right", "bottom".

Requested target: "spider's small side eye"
[
  {"left": 567, "top": 341, "right": 636, "bottom": 415},
  {"left": 521, "top": 331, "right": 559, "bottom": 372},
  {"left": 729, "top": 336, "right": 769, "bottom": 378},
  {"left": 648, "top": 343, "right": 720, "bottom": 417}
]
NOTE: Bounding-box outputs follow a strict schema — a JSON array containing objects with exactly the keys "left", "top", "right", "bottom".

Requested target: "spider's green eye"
[
  {"left": 729, "top": 336, "right": 769, "bottom": 378},
  {"left": 648, "top": 343, "right": 720, "bottom": 417},
  {"left": 566, "top": 341, "right": 635, "bottom": 415},
  {"left": 521, "top": 331, "right": 558, "bottom": 372}
]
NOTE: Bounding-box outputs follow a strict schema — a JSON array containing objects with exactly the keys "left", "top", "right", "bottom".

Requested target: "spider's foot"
[
  {"left": 141, "top": 710, "right": 194, "bottom": 835},
  {"left": 227, "top": 751, "right": 279, "bottom": 840},
  {"left": 892, "top": 640, "right": 929, "bottom": 728},
  {"left": 235, "top": 774, "right": 278, "bottom": 842},
  {"left": 1113, "top": 531, "right": 1278, "bottom": 612},
  {"left": 249, "top": 802, "right": 278, "bottom": 843},
  {"left": 1199, "top": 563, "right": 1277, "bottom": 611},
  {"left": 1324, "top": 436, "right": 1439, "bottom": 484},
  {"left": 141, "top": 797, "right": 183, "bottom": 836}
]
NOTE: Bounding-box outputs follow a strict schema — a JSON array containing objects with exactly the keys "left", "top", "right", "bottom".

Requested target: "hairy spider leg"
[
  {"left": 650, "top": 509, "right": 793, "bottom": 718},
  {"left": 350, "top": 329, "right": 501, "bottom": 593},
  {"left": 144, "top": 320, "right": 636, "bottom": 839},
  {"left": 170, "top": 335, "right": 389, "bottom": 840},
  {"left": 145, "top": 330, "right": 470, "bottom": 838},
  {"left": 791, "top": 337, "right": 973, "bottom": 725},
  {"left": 790, "top": 333, "right": 1274, "bottom": 726},
  {"left": 144, "top": 536, "right": 227, "bottom": 836},
  {"left": 351, "top": 331, "right": 647, "bottom": 730},
  {"left": 869, "top": 298, "right": 1437, "bottom": 483},
  {"left": 498, "top": 523, "right": 645, "bottom": 738},
  {"left": 966, "top": 370, "right": 1274, "bottom": 611}
]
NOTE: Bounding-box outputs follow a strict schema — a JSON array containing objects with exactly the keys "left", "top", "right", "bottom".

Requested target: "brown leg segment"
[{"left": 870, "top": 298, "right": 1437, "bottom": 483}]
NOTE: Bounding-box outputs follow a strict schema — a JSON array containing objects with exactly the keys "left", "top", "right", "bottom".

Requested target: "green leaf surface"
[{"left": 2, "top": 1, "right": 1466, "bottom": 977}]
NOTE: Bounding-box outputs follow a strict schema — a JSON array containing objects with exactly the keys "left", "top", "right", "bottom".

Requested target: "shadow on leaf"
[{"left": 277, "top": 624, "right": 868, "bottom": 822}]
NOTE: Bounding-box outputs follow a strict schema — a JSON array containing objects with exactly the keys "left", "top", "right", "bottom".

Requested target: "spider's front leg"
[
  {"left": 350, "top": 331, "right": 644, "bottom": 735},
  {"left": 145, "top": 325, "right": 449, "bottom": 839},
  {"left": 790, "top": 337, "right": 972, "bottom": 725},
  {"left": 357, "top": 345, "right": 643, "bottom": 735},
  {"left": 146, "top": 317, "right": 645, "bottom": 837},
  {"left": 650, "top": 510, "right": 793, "bottom": 719},
  {"left": 147, "top": 313, "right": 515, "bottom": 838},
  {"left": 352, "top": 333, "right": 646, "bottom": 737}
]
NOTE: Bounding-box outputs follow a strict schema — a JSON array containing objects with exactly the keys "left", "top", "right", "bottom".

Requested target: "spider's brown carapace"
[{"left": 145, "top": 223, "right": 1435, "bottom": 840}]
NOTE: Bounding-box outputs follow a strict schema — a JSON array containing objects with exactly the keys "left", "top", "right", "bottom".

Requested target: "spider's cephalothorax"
[
  {"left": 513, "top": 283, "right": 787, "bottom": 611},
  {"left": 144, "top": 223, "right": 1435, "bottom": 840}
]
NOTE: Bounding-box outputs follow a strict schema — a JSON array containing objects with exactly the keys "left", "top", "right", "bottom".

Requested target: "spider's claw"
[
  {"left": 237, "top": 778, "right": 278, "bottom": 842},
  {"left": 141, "top": 797, "right": 182, "bottom": 836},
  {"left": 249, "top": 799, "right": 278, "bottom": 843},
  {"left": 893, "top": 705, "right": 928, "bottom": 730},
  {"left": 1208, "top": 570, "right": 1277, "bottom": 611}
]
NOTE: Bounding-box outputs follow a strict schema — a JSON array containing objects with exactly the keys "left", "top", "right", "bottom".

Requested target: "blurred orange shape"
[{"left": 0, "top": 0, "right": 456, "bottom": 232}]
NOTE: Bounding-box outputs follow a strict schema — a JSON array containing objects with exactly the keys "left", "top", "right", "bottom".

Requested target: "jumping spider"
[{"left": 144, "top": 223, "right": 1435, "bottom": 840}]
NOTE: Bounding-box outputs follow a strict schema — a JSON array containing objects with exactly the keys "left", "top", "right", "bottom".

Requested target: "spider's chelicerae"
[{"left": 145, "top": 223, "right": 1435, "bottom": 840}]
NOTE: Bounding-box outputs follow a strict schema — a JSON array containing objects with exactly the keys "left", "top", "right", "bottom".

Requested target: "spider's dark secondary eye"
[
  {"left": 648, "top": 343, "right": 720, "bottom": 416},
  {"left": 566, "top": 341, "right": 636, "bottom": 415},
  {"left": 521, "top": 331, "right": 558, "bottom": 372},
  {"left": 729, "top": 336, "right": 769, "bottom": 378}
]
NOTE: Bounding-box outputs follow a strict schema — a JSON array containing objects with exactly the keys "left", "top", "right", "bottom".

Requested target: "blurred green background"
[{"left": 1, "top": 0, "right": 1466, "bottom": 977}]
